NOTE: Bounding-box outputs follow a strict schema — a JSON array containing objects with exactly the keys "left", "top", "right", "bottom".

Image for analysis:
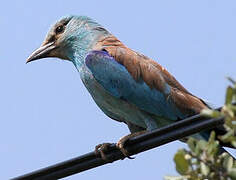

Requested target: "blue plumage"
[{"left": 85, "top": 50, "right": 186, "bottom": 122}]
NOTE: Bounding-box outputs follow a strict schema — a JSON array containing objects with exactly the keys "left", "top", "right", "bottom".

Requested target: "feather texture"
[{"left": 93, "top": 36, "right": 207, "bottom": 115}]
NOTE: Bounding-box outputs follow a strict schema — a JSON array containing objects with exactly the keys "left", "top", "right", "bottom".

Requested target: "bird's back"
[{"left": 93, "top": 35, "right": 208, "bottom": 116}]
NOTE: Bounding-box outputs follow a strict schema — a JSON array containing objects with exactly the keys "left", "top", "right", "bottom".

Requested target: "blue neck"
[
  {"left": 67, "top": 31, "right": 97, "bottom": 69},
  {"left": 67, "top": 28, "right": 108, "bottom": 72}
]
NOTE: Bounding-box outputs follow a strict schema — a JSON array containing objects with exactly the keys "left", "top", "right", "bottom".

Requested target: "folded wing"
[
  {"left": 86, "top": 37, "right": 207, "bottom": 121},
  {"left": 85, "top": 46, "right": 206, "bottom": 120}
]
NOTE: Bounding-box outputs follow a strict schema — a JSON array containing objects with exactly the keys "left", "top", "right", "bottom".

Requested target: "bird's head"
[{"left": 27, "top": 15, "right": 108, "bottom": 64}]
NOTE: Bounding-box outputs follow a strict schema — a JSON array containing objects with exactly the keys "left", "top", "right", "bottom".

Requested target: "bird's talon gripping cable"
[
  {"left": 95, "top": 143, "right": 114, "bottom": 162},
  {"left": 116, "top": 131, "right": 147, "bottom": 159}
]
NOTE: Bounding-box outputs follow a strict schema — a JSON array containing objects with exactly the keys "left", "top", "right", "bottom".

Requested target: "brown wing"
[{"left": 93, "top": 35, "right": 208, "bottom": 114}]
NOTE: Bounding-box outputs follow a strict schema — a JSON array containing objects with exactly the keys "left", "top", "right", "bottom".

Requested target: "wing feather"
[{"left": 92, "top": 36, "right": 208, "bottom": 116}]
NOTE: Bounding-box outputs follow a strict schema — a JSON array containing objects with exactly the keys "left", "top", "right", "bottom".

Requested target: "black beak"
[{"left": 26, "top": 42, "right": 56, "bottom": 63}]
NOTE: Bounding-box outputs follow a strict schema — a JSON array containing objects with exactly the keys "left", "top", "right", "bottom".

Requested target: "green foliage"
[
  {"left": 202, "top": 77, "right": 236, "bottom": 148},
  {"left": 165, "top": 78, "right": 236, "bottom": 180},
  {"left": 165, "top": 132, "right": 236, "bottom": 180}
]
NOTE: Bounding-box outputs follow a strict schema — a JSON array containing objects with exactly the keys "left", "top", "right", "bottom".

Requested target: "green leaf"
[
  {"left": 174, "top": 150, "right": 190, "bottom": 175},
  {"left": 209, "top": 131, "right": 216, "bottom": 143},
  {"left": 219, "top": 130, "right": 234, "bottom": 142},
  {"left": 226, "top": 86, "right": 234, "bottom": 104},
  {"left": 227, "top": 104, "right": 236, "bottom": 114},
  {"left": 197, "top": 140, "right": 207, "bottom": 151},
  {"left": 223, "top": 105, "right": 235, "bottom": 119},
  {"left": 231, "top": 140, "right": 236, "bottom": 148},
  {"left": 206, "top": 132, "right": 219, "bottom": 156},
  {"left": 200, "top": 162, "right": 210, "bottom": 176},
  {"left": 201, "top": 109, "right": 221, "bottom": 118},
  {"left": 228, "top": 168, "right": 236, "bottom": 179},
  {"left": 187, "top": 138, "right": 196, "bottom": 152},
  {"left": 223, "top": 155, "right": 233, "bottom": 171}
]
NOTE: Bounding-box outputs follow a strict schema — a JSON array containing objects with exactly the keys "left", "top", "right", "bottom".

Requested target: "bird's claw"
[
  {"left": 116, "top": 138, "right": 135, "bottom": 159},
  {"left": 116, "top": 131, "right": 147, "bottom": 159},
  {"left": 95, "top": 131, "right": 146, "bottom": 161},
  {"left": 95, "top": 143, "right": 114, "bottom": 162}
]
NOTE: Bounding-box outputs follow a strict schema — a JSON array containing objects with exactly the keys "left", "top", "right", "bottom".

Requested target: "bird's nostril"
[{"left": 48, "top": 35, "right": 56, "bottom": 43}]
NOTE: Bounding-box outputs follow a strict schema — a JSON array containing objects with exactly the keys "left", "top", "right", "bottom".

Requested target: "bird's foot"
[
  {"left": 95, "top": 143, "right": 114, "bottom": 162},
  {"left": 95, "top": 131, "right": 146, "bottom": 161},
  {"left": 116, "top": 130, "right": 146, "bottom": 159}
]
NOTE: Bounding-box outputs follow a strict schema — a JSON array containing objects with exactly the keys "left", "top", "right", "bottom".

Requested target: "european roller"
[{"left": 27, "top": 15, "right": 234, "bottom": 159}]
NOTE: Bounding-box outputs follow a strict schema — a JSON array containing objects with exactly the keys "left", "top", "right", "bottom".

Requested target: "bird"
[{"left": 26, "top": 15, "right": 234, "bottom": 160}]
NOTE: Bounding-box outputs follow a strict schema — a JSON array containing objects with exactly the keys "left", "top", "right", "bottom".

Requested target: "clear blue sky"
[{"left": 1, "top": 0, "right": 236, "bottom": 179}]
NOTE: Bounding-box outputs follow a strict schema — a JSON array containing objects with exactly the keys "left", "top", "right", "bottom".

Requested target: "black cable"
[{"left": 11, "top": 114, "right": 225, "bottom": 180}]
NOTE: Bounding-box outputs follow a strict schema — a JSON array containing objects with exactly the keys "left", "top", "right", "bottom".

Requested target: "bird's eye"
[{"left": 55, "top": 25, "right": 64, "bottom": 34}]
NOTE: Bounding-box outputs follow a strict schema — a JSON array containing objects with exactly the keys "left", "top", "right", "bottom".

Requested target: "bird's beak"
[{"left": 26, "top": 42, "right": 57, "bottom": 63}]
